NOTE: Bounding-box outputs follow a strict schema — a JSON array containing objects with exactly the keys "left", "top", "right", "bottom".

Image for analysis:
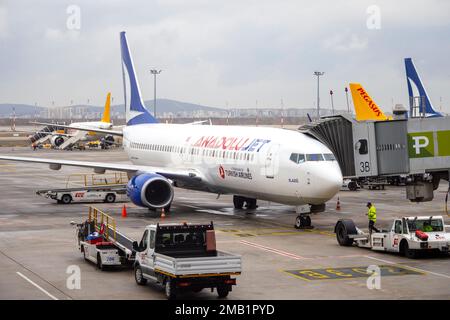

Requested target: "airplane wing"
[
  {"left": 29, "top": 122, "right": 123, "bottom": 136},
  {"left": 0, "top": 155, "right": 203, "bottom": 184}
]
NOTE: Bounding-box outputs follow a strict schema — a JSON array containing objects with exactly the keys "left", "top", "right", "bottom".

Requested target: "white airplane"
[
  {"left": 0, "top": 31, "right": 342, "bottom": 228},
  {"left": 30, "top": 93, "right": 115, "bottom": 149}
]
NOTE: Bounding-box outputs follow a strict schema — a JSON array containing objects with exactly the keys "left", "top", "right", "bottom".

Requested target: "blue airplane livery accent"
[
  {"left": 404, "top": 57, "right": 442, "bottom": 117},
  {"left": 120, "top": 31, "right": 158, "bottom": 125}
]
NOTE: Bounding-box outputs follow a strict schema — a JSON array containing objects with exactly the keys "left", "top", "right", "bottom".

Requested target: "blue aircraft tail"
[
  {"left": 405, "top": 58, "right": 442, "bottom": 117},
  {"left": 120, "top": 31, "right": 158, "bottom": 125}
]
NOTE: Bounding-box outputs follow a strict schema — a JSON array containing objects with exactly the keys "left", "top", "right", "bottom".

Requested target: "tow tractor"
[
  {"left": 72, "top": 207, "right": 242, "bottom": 299},
  {"left": 37, "top": 172, "right": 128, "bottom": 204},
  {"left": 335, "top": 216, "right": 450, "bottom": 258}
]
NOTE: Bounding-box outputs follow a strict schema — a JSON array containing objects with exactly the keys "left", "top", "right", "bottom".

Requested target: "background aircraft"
[{"left": 30, "top": 93, "right": 115, "bottom": 149}]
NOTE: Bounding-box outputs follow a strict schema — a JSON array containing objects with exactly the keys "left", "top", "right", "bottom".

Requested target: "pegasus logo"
[{"left": 356, "top": 87, "right": 382, "bottom": 117}]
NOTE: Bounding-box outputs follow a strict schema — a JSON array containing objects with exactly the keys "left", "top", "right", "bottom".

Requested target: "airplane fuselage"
[{"left": 122, "top": 123, "right": 343, "bottom": 206}]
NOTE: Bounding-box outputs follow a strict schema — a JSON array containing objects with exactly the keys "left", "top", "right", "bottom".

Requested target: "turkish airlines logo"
[
  {"left": 356, "top": 87, "right": 382, "bottom": 117},
  {"left": 219, "top": 165, "right": 225, "bottom": 179}
]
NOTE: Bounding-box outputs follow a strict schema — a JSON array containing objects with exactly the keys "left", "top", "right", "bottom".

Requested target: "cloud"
[
  {"left": 323, "top": 33, "right": 368, "bottom": 52},
  {"left": 0, "top": 0, "right": 449, "bottom": 113},
  {"left": 0, "top": 6, "right": 7, "bottom": 38}
]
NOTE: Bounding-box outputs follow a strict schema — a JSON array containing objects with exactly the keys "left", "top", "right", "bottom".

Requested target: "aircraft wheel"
[{"left": 233, "top": 196, "right": 244, "bottom": 209}]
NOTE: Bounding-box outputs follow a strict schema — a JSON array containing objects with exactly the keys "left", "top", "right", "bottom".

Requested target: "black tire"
[
  {"left": 233, "top": 196, "right": 244, "bottom": 209},
  {"left": 61, "top": 194, "right": 72, "bottom": 204},
  {"left": 82, "top": 246, "right": 88, "bottom": 261},
  {"left": 335, "top": 221, "right": 354, "bottom": 246},
  {"left": 245, "top": 198, "right": 257, "bottom": 209},
  {"left": 104, "top": 193, "right": 116, "bottom": 203},
  {"left": 294, "top": 216, "right": 305, "bottom": 229},
  {"left": 134, "top": 265, "right": 147, "bottom": 285},
  {"left": 217, "top": 285, "right": 230, "bottom": 298},
  {"left": 165, "top": 278, "right": 177, "bottom": 300},
  {"left": 402, "top": 241, "right": 417, "bottom": 259},
  {"left": 348, "top": 181, "right": 357, "bottom": 191},
  {"left": 97, "top": 253, "right": 104, "bottom": 270}
]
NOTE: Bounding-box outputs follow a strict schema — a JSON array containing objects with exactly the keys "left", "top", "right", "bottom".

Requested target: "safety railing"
[
  {"left": 88, "top": 206, "right": 116, "bottom": 241},
  {"left": 65, "top": 172, "right": 128, "bottom": 188}
]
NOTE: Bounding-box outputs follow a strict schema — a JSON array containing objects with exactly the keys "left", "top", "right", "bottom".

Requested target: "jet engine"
[
  {"left": 126, "top": 173, "right": 174, "bottom": 209},
  {"left": 50, "top": 135, "right": 66, "bottom": 147}
]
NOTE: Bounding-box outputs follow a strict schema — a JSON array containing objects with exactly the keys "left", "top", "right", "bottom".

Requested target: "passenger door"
[{"left": 265, "top": 144, "right": 280, "bottom": 179}]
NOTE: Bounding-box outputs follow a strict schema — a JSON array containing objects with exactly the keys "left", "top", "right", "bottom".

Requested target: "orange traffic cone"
[
  {"left": 122, "top": 204, "right": 127, "bottom": 218},
  {"left": 336, "top": 197, "right": 341, "bottom": 210},
  {"left": 160, "top": 208, "right": 166, "bottom": 220}
]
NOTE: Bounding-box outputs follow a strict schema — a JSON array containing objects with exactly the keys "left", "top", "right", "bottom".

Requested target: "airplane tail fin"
[
  {"left": 120, "top": 31, "right": 158, "bottom": 125},
  {"left": 405, "top": 58, "right": 442, "bottom": 117},
  {"left": 101, "top": 92, "right": 111, "bottom": 123},
  {"left": 349, "top": 83, "right": 390, "bottom": 121}
]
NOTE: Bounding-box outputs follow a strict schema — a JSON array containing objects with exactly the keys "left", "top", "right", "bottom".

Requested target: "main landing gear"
[{"left": 233, "top": 195, "right": 258, "bottom": 210}]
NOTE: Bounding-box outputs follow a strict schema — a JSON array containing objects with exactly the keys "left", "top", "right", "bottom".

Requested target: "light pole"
[
  {"left": 344, "top": 87, "right": 350, "bottom": 113},
  {"left": 329, "top": 90, "right": 334, "bottom": 115},
  {"left": 314, "top": 71, "right": 324, "bottom": 119},
  {"left": 150, "top": 69, "right": 162, "bottom": 118}
]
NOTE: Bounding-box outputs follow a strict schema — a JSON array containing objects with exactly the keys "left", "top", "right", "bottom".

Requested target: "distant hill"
[
  {"left": 0, "top": 104, "right": 46, "bottom": 117},
  {"left": 0, "top": 99, "right": 224, "bottom": 117}
]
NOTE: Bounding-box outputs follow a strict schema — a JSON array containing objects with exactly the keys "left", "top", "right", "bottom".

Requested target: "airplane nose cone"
[{"left": 313, "top": 165, "right": 343, "bottom": 201}]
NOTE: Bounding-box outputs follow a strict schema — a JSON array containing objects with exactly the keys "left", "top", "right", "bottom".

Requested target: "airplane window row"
[
  {"left": 290, "top": 153, "right": 336, "bottom": 164},
  {"left": 128, "top": 140, "right": 255, "bottom": 162}
]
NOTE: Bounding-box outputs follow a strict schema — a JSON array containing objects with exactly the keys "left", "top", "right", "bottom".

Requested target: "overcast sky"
[{"left": 1, "top": 0, "right": 449, "bottom": 113}]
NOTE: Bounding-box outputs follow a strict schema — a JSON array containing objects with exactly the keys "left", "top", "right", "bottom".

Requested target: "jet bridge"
[{"left": 299, "top": 115, "right": 450, "bottom": 202}]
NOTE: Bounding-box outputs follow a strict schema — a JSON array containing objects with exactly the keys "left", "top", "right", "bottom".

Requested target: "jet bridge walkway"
[{"left": 299, "top": 115, "right": 450, "bottom": 202}]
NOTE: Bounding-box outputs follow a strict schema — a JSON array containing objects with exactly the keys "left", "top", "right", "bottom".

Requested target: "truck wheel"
[
  {"left": 348, "top": 181, "right": 357, "bottom": 191},
  {"left": 82, "top": 246, "right": 88, "bottom": 261},
  {"left": 217, "top": 285, "right": 230, "bottom": 298},
  {"left": 402, "top": 242, "right": 417, "bottom": 259},
  {"left": 61, "top": 194, "right": 72, "bottom": 204},
  {"left": 233, "top": 196, "right": 244, "bottom": 209},
  {"left": 335, "top": 220, "right": 355, "bottom": 246},
  {"left": 134, "top": 265, "right": 147, "bottom": 285},
  {"left": 104, "top": 193, "right": 116, "bottom": 203},
  {"left": 97, "top": 253, "right": 104, "bottom": 270},
  {"left": 165, "top": 279, "right": 177, "bottom": 300}
]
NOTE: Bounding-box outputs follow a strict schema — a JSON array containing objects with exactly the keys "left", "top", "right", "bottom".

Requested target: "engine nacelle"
[
  {"left": 50, "top": 135, "right": 66, "bottom": 147},
  {"left": 126, "top": 173, "right": 174, "bottom": 209}
]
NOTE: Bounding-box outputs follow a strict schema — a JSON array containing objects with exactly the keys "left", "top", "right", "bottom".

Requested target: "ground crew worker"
[
  {"left": 366, "top": 202, "right": 380, "bottom": 233},
  {"left": 422, "top": 221, "right": 433, "bottom": 232}
]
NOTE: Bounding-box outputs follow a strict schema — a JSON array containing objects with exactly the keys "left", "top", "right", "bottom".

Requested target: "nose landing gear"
[{"left": 295, "top": 215, "right": 312, "bottom": 229}]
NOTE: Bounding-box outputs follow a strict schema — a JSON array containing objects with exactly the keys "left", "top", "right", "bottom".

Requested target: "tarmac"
[{"left": 0, "top": 147, "right": 449, "bottom": 300}]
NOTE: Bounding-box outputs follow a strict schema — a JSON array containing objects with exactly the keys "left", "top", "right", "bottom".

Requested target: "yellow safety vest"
[{"left": 368, "top": 206, "right": 377, "bottom": 222}]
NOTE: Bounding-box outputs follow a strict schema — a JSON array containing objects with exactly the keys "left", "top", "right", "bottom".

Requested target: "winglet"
[
  {"left": 101, "top": 92, "right": 111, "bottom": 123},
  {"left": 349, "top": 83, "right": 390, "bottom": 121},
  {"left": 120, "top": 31, "right": 158, "bottom": 125},
  {"left": 405, "top": 58, "right": 442, "bottom": 117}
]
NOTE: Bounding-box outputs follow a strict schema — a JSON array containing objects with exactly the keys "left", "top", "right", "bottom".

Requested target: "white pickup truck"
[
  {"left": 133, "top": 222, "right": 242, "bottom": 299},
  {"left": 335, "top": 216, "right": 450, "bottom": 258}
]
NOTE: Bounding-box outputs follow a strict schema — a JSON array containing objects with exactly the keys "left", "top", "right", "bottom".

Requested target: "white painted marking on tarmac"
[
  {"left": 196, "top": 209, "right": 235, "bottom": 216},
  {"left": 365, "top": 255, "right": 450, "bottom": 280},
  {"left": 240, "top": 240, "right": 306, "bottom": 260},
  {"left": 16, "top": 272, "right": 59, "bottom": 300}
]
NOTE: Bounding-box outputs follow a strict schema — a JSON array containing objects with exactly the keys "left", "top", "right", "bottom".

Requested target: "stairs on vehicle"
[
  {"left": 29, "top": 125, "right": 62, "bottom": 144},
  {"left": 58, "top": 130, "right": 86, "bottom": 149}
]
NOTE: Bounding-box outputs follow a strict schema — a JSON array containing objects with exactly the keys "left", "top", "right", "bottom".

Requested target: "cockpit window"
[
  {"left": 289, "top": 153, "right": 306, "bottom": 164},
  {"left": 323, "top": 153, "right": 336, "bottom": 161},
  {"left": 306, "top": 154, "right": 324, "bottom": 161},
  {"left": 289, "top": 153, "right": 298, "bottom": 163}
]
